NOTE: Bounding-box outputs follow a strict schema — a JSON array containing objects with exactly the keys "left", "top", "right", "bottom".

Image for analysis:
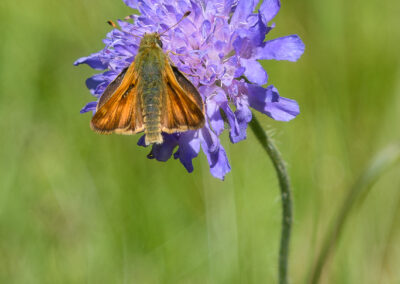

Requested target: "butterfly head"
[{"left": 139, "top": 33, "right": 163, "bottom": 49}]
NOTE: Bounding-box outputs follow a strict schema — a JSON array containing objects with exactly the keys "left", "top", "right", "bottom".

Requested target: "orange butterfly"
[{"left": 91, "top": 14, "right": 205, "bottom": 145}]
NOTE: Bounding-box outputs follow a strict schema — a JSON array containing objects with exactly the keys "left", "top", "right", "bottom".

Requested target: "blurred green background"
[{"left": 1, "top": 0, "right": 400, "bottom": 283}]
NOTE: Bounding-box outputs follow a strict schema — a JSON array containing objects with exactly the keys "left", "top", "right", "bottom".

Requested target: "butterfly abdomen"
[{"left": 142, "top": 81, "right": 162, "bottom": 145}]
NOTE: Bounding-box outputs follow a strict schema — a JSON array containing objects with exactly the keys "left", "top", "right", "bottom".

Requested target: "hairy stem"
[{"left": 249, "top": 115, "right": 293, "bottom": 284}]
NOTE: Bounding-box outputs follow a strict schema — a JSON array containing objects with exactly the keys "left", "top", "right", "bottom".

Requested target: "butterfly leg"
[{"left": 166, "top": 50, "right": 185, "bottom": 57}]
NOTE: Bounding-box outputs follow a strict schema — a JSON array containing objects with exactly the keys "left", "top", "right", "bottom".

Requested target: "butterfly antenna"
[
  {"left": 107, "top": 20, "right": 141, "bottom": 38},
  {"left": 160, "top": 11, "right": 191, "bottom": 36}
]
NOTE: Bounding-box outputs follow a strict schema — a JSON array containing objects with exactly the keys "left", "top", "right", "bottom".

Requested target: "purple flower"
[{"left": 75, "top": 0, "right": 304, "bottom": 180}]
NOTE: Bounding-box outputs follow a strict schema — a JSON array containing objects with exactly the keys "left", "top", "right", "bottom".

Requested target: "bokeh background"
[{"left": 1, "top": 0, "right": 400, "bottom": 283}]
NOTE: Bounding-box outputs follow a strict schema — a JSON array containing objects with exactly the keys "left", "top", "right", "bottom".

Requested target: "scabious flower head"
[{"left": 75, "top": 0, "right": 305, "bottom": 180}]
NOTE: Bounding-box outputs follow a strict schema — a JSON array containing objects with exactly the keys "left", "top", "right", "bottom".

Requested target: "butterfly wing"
[
  {"left": 171, "top": 66, "right": 204, "bottom": 109},
  {"left": 161, "top": 64, "right": 205, "bottom": 133},
  {"left": 91, "top": 62, "right": 144, "bottom": 134},
  {"left": 96, "top": 67, "right": 128, "bottom": 110}
]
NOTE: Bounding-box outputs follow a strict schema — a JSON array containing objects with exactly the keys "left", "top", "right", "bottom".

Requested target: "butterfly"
[{"left": 90, "top": 13, "right": 205, "bottom": 145}]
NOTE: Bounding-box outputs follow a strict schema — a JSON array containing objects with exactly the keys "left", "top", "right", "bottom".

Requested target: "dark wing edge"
[
  {"left": 171, "top": 66, "right": 204, "bottom": 111},
  {"left": 97, "top": 67, "right": 128, "bottom": 110}
]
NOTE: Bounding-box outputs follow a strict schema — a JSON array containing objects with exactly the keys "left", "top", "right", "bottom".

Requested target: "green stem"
[{"left": 249, "top": 115, "right": 293, "bottom": 284}]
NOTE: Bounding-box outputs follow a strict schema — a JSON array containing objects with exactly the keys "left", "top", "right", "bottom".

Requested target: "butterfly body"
[
  {"left": 90, "top": 33, "right": 205, "bottom": 145},
  {"left": 136, "top": 39, "right": 166, "bottom": 144}
]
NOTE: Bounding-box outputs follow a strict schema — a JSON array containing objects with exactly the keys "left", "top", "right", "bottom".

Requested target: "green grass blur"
[{"left": 0, "top": 0, "right": 399, "bottom": 283}]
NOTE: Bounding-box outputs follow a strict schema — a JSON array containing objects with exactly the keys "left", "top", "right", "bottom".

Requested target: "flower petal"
[
  {"left": 256, "top": 35, "right": 305, "bottom": 62},
  {"left": 206, "top": 100, "right": 225, "bottom": 136},
  {"left": 201, "top": 20, "right": 212, "bottom": 39},
  {"left": 123, "top": 0, "right": 139, "bottom": 9},
  {"left": 234, "top": 13, "right": 270, "bottom": 46},
  {"left": 200, "top": 126, "right": 231, "bottom": 180},
  {"left": 248, "top": 84, "right": 299, "bottom": 121},
  {"left": 74, "top": 53, "right": 108, "bottom": 70},
  {"left": 240, "top": 58, "right": 268, "bottom": 85},
  {"left": 233, "top": 36, "right": 254, "bottom": 59},
  {"left": 260, "top": 0, "right": 281, "bottom": 22},
  {"left": 147, "top": 134, "right": 178, "bottom": 162},
  {"left": 202, "top": 86, "right": 227, "bottom": 135},
  {"left": 137, "top": 135, "right": 146, "bottom": 147},
  {"left": 230, "top": 0, "right": 255, "bottom": 27},
  {"left": 80, "top": 101, "right": 98, "bottom": 114},
  {"left": 232, "top": 98, "right": 252, "bottom": 143},
  {"left": 211, "top": 0, "right": 236, "bottom": 14},
  {"left": 174, "top": 131, "right": 201, "bottom": 173},
  {"left": 220, "top": 103, "right": 242, "bottom": 143},
  {"left": 85, "top": 71, "right": 116, "bottom": 95}
]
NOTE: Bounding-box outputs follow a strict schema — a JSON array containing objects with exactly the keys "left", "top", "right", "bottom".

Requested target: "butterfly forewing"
[
  {"left": 161, "top": 63, "right": 205, "bottom": 132},
  {"left": 90, "top": 63, "right": 144, "bottom": 134}
]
